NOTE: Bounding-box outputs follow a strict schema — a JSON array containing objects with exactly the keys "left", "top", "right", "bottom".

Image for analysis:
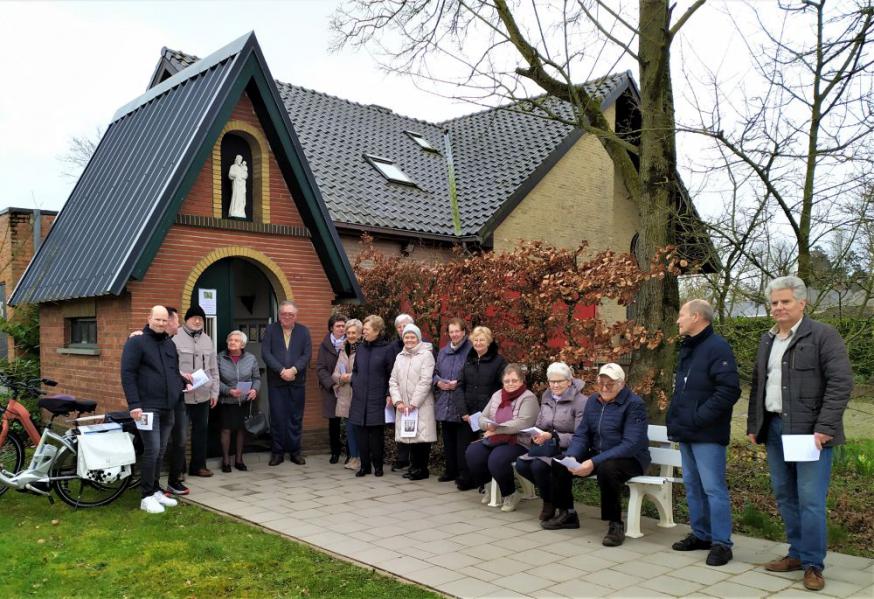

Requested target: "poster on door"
[{"left": 198, "top": 288, "right": 218, "bottom": 316}]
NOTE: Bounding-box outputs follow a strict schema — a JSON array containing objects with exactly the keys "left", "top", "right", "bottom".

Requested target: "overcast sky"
[{"left": 0, "top": 1, "right": 760, "bottom": 215}]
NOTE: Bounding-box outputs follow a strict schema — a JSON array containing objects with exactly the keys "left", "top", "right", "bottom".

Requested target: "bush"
[{"left": 0, "top": 358, "right": 41, "bottom": 413}]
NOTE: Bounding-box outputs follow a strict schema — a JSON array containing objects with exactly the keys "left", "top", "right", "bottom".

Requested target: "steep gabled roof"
[
  {"left": 150, "top": 47, "right": 637, "bottom": 241},
  {"left": 11, "top": 33, "right": 361, "bottom": 305}
]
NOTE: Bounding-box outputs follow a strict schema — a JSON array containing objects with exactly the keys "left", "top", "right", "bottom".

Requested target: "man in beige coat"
[{"left": 389, "top": 323, "right": 437, "bottom": 480}]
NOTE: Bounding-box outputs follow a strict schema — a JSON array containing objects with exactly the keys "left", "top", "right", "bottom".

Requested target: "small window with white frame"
[
  {"left": 404, "top": 130, "right": 439, "bottom": 153},
  {"left": 364, "top": 154, "right": 417, "bottom": 186}
]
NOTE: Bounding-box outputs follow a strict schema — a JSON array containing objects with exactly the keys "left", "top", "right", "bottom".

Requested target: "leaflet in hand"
[
  {"left": 189, "top": 368, "right": 210, "bottom": 390},
  {"left": 235, "top": 381, "right": 253, "bottom": 396},
  {"left": 554, "top": 456, "right": 581, "bottom": 470},
  {"left": 385, "top": 404, "right": 396, "bottom": 424},
  {"left": 400, "top": 408, "right": 418, "bottom": 438},
  {"left": 468, "top": 411, "right": 483, "bottom": 432},
  {"left": 521, "top": 426, "right": 546, "bottom": 436},
  {"left": 134, "top": 411, "right": 154, "bottom": 431},
  {"left": 781, "top": 435, "right": 821, "bottom": 462}
]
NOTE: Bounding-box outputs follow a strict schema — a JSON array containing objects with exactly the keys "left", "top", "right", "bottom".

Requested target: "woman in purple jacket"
[{"left": 433, "top": 318, "right": 472, "bottom": 483}]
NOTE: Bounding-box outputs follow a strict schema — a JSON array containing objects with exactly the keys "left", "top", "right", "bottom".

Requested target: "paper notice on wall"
[{"left": 198, "top": 289, "right": 217, "bottom": 316}]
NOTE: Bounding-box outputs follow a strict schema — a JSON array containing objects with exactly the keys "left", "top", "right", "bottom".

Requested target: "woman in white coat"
[{"left": 389, "top": 323, "right": 437, "bottom": 480}]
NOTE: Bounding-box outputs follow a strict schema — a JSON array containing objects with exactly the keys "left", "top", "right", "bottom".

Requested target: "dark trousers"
[
  {"left": 440, "top": 421, "right": 470, "bottom": 479},
  {"left": 515, "top": 458, "right": 553, "bottom": 502},
  {"left": 408, "top": 442, "right": 432, "bottom": 472},
  {"left": 357, "top": 425, "right": 384, "bottom": 471},
  {"left": 328, "top": 417, "right": 342, "bottom": 456},
  {"left": 465, "top": 440, "right": 527, "bottom": 497},
  {"left": 396, "top": 440, "right": 410, "bottom": 464},
  {"left": 269, "top": 385, "right": 305, "bottom": 455},
  {"left": 186, "top": 401, "right": 210, "bottom": 474},
  {"left": 139, "top": 408, "right": 175, "bottom": 498},
  {"left": 550, "top": 457, "right": 642, "bottom": 522},
  {"left": 167, "top": 400, "right": 187, "bottom": 485}
]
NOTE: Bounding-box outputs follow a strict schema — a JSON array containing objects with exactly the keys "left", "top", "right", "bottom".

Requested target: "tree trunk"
[{"left": 629, "top": 0, "right": 680, "bottom": 413}]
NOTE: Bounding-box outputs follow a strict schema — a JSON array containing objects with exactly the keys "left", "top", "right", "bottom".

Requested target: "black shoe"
[
  {"left": 602, "top": 521, "right": 625, "bottom": 547},
  {"left": 455, "top": 479, "right": 476, "bottom": 491},
  {"left": 541, "top": 510, "right": 580, "bottom": 530},
  {"left": 706, "top": 544, "right": 733, "bottom": 566},
  {"left": 268, "top": 454, "right": 284, "bottom": 467},
  {"left": 329, "top": 453, "right": 340, "bottom": 464},
  {"left": 407, "top": 469, "right": 429, "bottom": 481},
  {"left": 289, "top": 453, "right": 306, "bottom": 465},
  {"left": 539, "top": 502, "right": 556, "bottom": 522},
  {"left": 374, "top": 467, "right": 384, "bottom": 477},
  {"left": 234, "top": 462, "right": 247, "bottom": 471},
  {"left": 221, "top": 462, "right": 232, "bottom": 473},
  {"left": 391, "top": 461, "right": 410, "bottom": 472},
  {"left": 672, "top": 533, "right": 712, "bottom": 552},
  {"left": 437, "top": 472, "right": 457, "bottom": 482},
  {"left": 355, "top": 467, "right": 370, "bottom": 477}
]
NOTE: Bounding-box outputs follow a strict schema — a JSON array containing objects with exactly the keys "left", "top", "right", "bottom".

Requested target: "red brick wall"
[{"left": 39, "top": 92, "right": 338, "bottom": 441}]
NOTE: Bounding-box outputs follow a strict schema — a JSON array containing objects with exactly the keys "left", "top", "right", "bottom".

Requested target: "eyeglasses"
[
  {"left": 547, "top": 379, "right": 569, "bottom": 385},
  {"left": 598, "top": 380, "right": 620, "bottom": 390},
  {"left": 503, "top": 378, "right": 522, "bottom": 385}
]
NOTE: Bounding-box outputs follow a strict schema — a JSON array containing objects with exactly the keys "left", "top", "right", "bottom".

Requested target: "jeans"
[
  {"left": 465, "top": 440, "right": 527, "bottom": 496},
  {"left": 186, "top": 401, "right": 210, "bottom": 474},
  {"left": 345, "top": 419, "right": 359, "bottom": 458},
  {"left": 167, "top": 400, "right": 187, "bottom": 486},
  {"left": 269, "top": 385, "right": 305, "bottom": 455},
  {"left": 138, "top": 408, "right": 174, "bottom": 497},
  {"left": 680, "top": 442, "right": 733, "bottom": 547},
  {"left": 550, "top": 456, "right": 642, "bottom": 522},
  {"left": 515, "top": 458, "right": 553, "bottom": 502},
  {"left": 765, "top": 415, "right": 833, "bottom": 571}
]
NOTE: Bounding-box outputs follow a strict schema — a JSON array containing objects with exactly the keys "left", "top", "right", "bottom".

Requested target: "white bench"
[
  {"left": 485, "top": 465, "right": 537, "bottom": 507},
  {"left": 625, "top": 424, "right": 682, "bottom": 538}
]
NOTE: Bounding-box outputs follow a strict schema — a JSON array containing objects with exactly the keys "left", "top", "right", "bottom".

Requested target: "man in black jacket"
[
  {"left": 747, "top": 276, "right": 853, "bottom": 592},
  {"left": 122, "top": 306, "right": 187, "bottom": 514},
  {"left": 667, "top": 299, "right": 740, "bottom": 566}
]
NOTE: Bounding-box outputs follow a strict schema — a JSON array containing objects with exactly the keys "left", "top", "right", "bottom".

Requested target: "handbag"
[
  {"left": 244, "top": 401, "right": 268, "bottom": 436},
  {"left": 527, "top": 437, "right": 560, "bottom": 457}
]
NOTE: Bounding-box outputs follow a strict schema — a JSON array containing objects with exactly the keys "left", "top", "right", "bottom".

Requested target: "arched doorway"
[{"left": 191, "top": 257, "right": 278, "bottom": 457}]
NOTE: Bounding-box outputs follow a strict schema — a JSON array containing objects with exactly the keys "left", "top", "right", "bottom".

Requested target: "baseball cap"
[{"left": 598, "top": 363, "right": 625, "bottom": 381}]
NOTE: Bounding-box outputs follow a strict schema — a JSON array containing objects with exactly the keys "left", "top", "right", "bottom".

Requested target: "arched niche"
[{"left": 212, "top": 121, "right": 271, "bottom": 223}]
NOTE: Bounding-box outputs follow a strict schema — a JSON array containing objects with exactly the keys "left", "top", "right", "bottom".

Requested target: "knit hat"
[
  {"left": 185, "top": 305, "right": 207, "bottom": 321},
  {"left": 402, "top": 323, "right": 422, "bottom": 341},
  {"left": 598, "top": 363, "right": 625, "bottom": 381}
]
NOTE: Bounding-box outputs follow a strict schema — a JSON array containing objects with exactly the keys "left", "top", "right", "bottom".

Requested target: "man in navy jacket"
[
  {"left": 262, "top": 300, "right": 312, "bottom": 466},
  {"left": 667, "top": 299, "right": 740, "bottom": 566},
  {"left": 544, "top": 363, "right": 650, "bottom": 547}
]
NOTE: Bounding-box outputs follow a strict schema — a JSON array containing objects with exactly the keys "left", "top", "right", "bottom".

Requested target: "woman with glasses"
[
  {"left": 542, "top": 363, "right": 650, "bottom": 549},
  {"left": 464, "top": 363, "right": 538, "bottom": 512},
  {"left": 515, "top": 362, "right": 588, "bottom": 522}
]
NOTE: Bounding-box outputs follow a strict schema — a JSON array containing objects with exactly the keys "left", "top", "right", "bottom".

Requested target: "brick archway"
[{"left": 180, "top": 246, "right": 293, "bottom": 316}]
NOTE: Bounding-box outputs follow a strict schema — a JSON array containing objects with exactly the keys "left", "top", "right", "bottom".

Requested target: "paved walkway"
[{"left": 184, "top": 453, "right": 873, "bottom": 598}]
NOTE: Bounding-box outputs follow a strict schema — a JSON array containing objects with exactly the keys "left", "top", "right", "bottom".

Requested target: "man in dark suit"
[{"left": 262, "top": 300, "right": 312, "bottom": 466}]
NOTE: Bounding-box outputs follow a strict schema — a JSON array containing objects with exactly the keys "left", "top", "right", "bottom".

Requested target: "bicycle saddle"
[{"left": 38, "top": 395, "right": 98, "bottom": 416}]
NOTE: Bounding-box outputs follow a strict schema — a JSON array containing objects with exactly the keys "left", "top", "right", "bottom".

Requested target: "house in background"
[{"left": 10, "top": 32, "right": 713, "bottom": 450}]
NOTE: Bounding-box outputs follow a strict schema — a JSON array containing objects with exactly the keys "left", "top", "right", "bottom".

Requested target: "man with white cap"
[{"left": 543, "top": 363, "right": 650, "bottom": 547}]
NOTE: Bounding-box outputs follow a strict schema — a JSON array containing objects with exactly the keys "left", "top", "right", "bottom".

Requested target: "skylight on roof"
[
  {"left": 364, "top": 154, "right": 416, "bottom": 186},
  {"left": 405, "top": 130, "right": 439, "bottom": 153}
]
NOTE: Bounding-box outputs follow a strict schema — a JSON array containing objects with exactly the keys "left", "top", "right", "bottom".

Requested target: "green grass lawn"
[{"left": 0, "top": 489, "right": 439, "bottom": 598}]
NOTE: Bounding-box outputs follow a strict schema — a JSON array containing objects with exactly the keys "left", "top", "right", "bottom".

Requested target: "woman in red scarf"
[{"left": 464, "top": 363, "right": 538, "bottom": 511}]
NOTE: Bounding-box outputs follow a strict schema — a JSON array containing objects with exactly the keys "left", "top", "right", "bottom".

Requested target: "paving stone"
[
  {"left": 492, "top": 572, "right": 554, "bottom": 594},
  {"left": 461, "top": 543, "right": 516, "bottom": 561},
  {"left": 414, "top": 538, "right": 463, "bottom": 555},
  {"left": 427, "top": 550, "right": 483, "bottom": 570},
  {"left": 581, "top": 568, "right": 643, "bottom": 591},
  {"left": 478, "top": 557, "right": 534, "bottom": 577},
  {"left": 826, "top": 567, "right": 874, "bottom": 586},
  {"left": 608, "top": 585, "right": 673, "bottom": 597},
  {"left": 671, "top": 564, "right": 733, "bottom": 585},
  {"left": 345, "top": 546, "right": 402, "bottom": 563},
  {"left": 726, "top": 570, "right": 794, "bottom": 593},
  {"left": 699, "top": 580, "right": 769, "bottom": 597},
  {"left": 546, "top": 578, "right": 613, "bottom": 598},
  {"left": 408, "top": 565, "right": 466, "bottom": 587},
  {"left": 407, "top": 527, "right": 454, "bottom": 542},
  {"left": 437, "top": 576, "right": 502, "bottom": 598},
  {"left": 639, "top": 574, "right": 705, "bottom": 596},
  {"left": 457, "top": 566, "right": 503, "bottom": 583},
  {"left": 480, "top": 589, "right": 529, "bottom": 598},
  {"left": 558, "top": 553, "right": 618, "bottom": 573},
  {"left": 609, "top": 560, "right": 672, "bottom": 579},
  {"left": 804, "top": 577, "right": 866, "bottom": 597},
  {"left": 849, "top": 585, "right": 873, "bottom": 598},
  {"left": 519, "top": 551, "right": 565, "bottom": 568},
  {"left": 527, "top": 562, "right": 587, "bottom": 584},
  {"left": 372, "top": 555, "right": 430, "bottom": 577}
]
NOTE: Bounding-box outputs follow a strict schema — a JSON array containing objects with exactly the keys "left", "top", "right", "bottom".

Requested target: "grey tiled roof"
[{"left": 156, "top": 47, "right": 633, "bottom": 240}]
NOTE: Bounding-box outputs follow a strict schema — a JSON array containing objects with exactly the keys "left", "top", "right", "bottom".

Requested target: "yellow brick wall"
[{"left": 492, "top": 105, "right": 640, "bottom": 323}]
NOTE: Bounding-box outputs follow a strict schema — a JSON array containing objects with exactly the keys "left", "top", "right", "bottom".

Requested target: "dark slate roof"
[
  {"left": 152, "top": 47, "right": 635, "bottom": 240},
  {"left": 11, "top": 33, "right": 361, "bottom": 305}
]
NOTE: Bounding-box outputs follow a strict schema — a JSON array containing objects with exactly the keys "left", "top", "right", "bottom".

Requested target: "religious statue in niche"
[{"left": 228, "top": 154, "right": 249, "bottom": 218}]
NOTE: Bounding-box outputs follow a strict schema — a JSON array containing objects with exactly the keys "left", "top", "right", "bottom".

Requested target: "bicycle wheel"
[
  {"left": 0, "top": 431, "right": 25, "bottom": 497},
  {"left": 50, "top": 446, "right": 130, "bottom": 508}
]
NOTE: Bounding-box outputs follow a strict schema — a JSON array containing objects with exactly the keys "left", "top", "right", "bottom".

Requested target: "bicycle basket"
[{"left": 76, "top": 428, "right": 136, "bottom": 482}]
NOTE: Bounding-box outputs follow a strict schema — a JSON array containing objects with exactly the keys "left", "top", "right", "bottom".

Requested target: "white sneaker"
[
  {"left": 153, "top": 491, "right": 178, "bottom": 507},
  {"left": 140, "top": 495, "right": 165, "bottom": 513},
  {"left": 501, "top": 492, "right": 522, "bottom": 512}
]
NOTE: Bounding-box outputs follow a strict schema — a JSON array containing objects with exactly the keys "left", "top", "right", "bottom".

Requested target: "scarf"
[
  {"left": 345, "top": 340, "right": 361, "bottom": 355},
  {"left": 499, "top": 384, "right": 527, "bottom": 410},
  {"left": 489, "top": 385, "right": 527, "bottom": 445},
  {"left": 331, "top": 333, "right": 346, "bottom": 351}
]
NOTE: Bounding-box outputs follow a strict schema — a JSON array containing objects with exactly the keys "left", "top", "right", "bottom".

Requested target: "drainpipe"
[
  {"left": 32, "top": 209, "right": 43, "bottom": 252},
  {"left": 443, "top": 128, "right": 462, "bottom": 236}
]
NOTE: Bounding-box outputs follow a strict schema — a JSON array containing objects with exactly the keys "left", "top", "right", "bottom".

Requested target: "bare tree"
[
  {"left": 58, "top": 127, "right": 103, "bottom": 178},
  {"left": 332, "top": 0, "right": 708, "bottom": 403},
  {"left": 682, "top": 0, "right": 873, "bottom": 287}
]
